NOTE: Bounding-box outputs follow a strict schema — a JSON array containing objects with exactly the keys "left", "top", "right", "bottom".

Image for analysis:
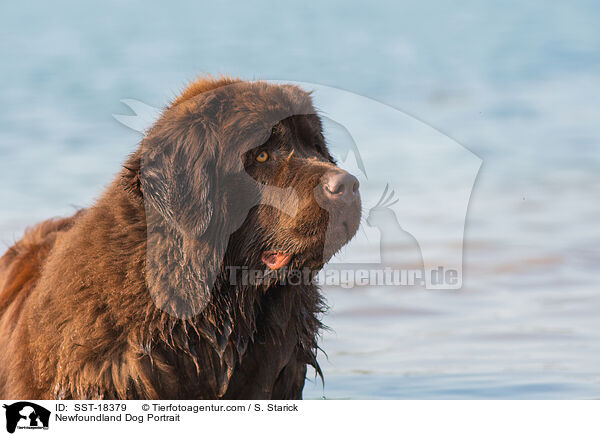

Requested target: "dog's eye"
[{"left": 255, "top": 151, "right": 269, "bottom": 163}]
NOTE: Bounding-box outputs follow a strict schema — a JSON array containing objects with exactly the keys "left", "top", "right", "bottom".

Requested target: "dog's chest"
[{"left": 160, "top": 284, "right": 317, "bottom": 399}]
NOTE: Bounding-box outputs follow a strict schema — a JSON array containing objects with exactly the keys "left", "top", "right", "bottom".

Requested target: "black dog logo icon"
[{"left": 3, "top": 402, "right": 50, "bottom": 433}]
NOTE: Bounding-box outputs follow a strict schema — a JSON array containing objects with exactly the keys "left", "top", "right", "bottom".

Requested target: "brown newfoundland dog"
[{"left": 0, "top": 77, "right": 361, "bottom": 399}]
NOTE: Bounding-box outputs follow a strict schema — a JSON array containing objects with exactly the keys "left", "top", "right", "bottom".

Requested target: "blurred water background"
[{"left": 1, "top": 0, "right": 599, "bottom": 399}]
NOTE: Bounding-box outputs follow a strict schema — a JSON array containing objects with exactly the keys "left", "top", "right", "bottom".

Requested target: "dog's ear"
[
  {"left": 138, "top": 108, "right": 227, "bottom": 319},
  {"left": 139, "top": 120, "right": 216, "bottom": 239}
]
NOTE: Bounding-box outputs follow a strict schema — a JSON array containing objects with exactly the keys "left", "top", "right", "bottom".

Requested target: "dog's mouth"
[
  {"left": 259, "top": 218, "right": 359, "bottom": 271},
  {"left": 261, "top": 251, "right": 293, "bottom": 270}
]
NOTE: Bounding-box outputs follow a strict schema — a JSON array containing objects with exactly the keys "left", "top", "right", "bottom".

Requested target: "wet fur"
[{"left": 0, "top": 77, "right": 353, "bottom": 399}]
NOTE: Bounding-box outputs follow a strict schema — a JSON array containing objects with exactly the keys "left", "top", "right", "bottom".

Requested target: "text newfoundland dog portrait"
[{"left": 0, "top": 77, "right": 361, "bottom": 399}]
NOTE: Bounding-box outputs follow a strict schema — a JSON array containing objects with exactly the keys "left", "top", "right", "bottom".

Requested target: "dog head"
[{"left": 130, "top": 77, "right": 361, "bottom": 318}]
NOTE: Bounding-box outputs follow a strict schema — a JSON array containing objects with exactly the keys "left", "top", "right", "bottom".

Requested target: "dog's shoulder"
[{"left": 0, "top": 211, "right": 85, "bottom": 314}]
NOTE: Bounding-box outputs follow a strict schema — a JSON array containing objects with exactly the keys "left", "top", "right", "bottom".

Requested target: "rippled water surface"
[{"left": 1, "top": 0, "right": 599, "bottom": 399}]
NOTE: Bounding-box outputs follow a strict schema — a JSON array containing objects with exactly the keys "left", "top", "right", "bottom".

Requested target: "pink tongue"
[{"left": 261, "top": 252, "right": 293, "bottom": 270}]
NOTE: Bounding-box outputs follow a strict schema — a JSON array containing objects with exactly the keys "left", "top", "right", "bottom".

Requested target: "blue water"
[{"left": 1, "top": 1, "right": 599, "bottom": 399}]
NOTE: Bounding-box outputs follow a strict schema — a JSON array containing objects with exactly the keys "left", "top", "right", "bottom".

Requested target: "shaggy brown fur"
[{"left": 0, "top": 77, "right": 361, "bottom": 399}]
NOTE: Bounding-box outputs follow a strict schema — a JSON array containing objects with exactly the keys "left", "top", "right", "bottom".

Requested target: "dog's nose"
[{"left": 322, "top": 170, "right": 360, "bottom": 204}]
